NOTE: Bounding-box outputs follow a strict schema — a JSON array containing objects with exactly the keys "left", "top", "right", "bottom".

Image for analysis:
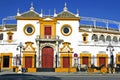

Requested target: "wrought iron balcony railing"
[{"left": 36, "top": 35, "right": 63, "bottom": 42}]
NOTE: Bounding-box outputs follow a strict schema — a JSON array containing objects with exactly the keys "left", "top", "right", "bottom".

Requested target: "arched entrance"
[{"left": 42, "top": 46, "right": 54, "bottom": 68}]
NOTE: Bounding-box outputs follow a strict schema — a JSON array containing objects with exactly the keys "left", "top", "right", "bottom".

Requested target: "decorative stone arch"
[
  {"left": 99, "top": 35, "right": 105, "bottom": 42},
  {"left": 40, "top": 43, "right": 55, "bottom": 50},
  {"left": 113, "top": 36, "right": 118, "bottom": 42},
  {"left": 40, "top": 43, "right": 56, "bottom": 68},
  {"left": 92, "top": 34, "right": 98, "bottom": 41},
  {"left": 106, "top": 35, "right": 111, "bottom": 42}
]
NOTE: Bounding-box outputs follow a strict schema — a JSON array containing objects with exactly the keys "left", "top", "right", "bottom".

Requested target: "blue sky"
[{"left": 0, "top": 0, "right": 120, "bottom": 27}]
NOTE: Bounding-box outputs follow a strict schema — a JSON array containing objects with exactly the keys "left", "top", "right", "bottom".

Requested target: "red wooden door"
[
  {"left": 42, "top": 47, "right": 54, "bottom": 68},
  {"left": 63, "top": 57, "right": 70, "bottom": 68},
  {"left": 99, "top": 57, "right": 106, "bottom": 67},
  {"left": 44, "top": 26, "right": 51, "bottom": 38},
  {"left": 82, "top": 57, "right": 89, "bottom": 66},
  {"left": 25, "top": 56, "right": 32, "bottom": 68}
]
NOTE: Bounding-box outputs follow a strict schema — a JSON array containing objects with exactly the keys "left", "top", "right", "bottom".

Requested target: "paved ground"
[
  {"left": 0, "top": 71, "right": 120, "bottom": 76},
  {"left": 1, "top": 72, "right": 120, "bottom": 80}
]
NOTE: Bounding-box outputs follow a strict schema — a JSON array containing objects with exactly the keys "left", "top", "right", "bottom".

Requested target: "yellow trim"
[
  {"left": 80, "top": 53, "right": 91, "bottom": 67},
  {"left": 82, "top": 33, "right": 88, "bottom": 44},
  {"left": 16, "top": 17, "right": 80, "bottom": 21},
  {"left": 97, "top": 53, "right": 108, "bottom": 67},
  {"left": 22, "top": 53, "right": 35, "bottom": 68},
  {"left": 23, "top": 24, "right": 35, "bottom": 36},
  {"left": 116, "top": 54, "right": 120, "bottom": 64},
  {"left": 22, "top": 41, "right": 36, "bottom": 68},
  {"left": 40, "top": 19, "right": 56, "bottom": 39},
  {"left": 1, "top": 53, "right": 12, "bottom": 69},
  {"left": 24, "top": 42, "right": 35, "bottom": 51},
  {"left": 100, "top": 67, "right": 107, "bottom": 74},
  {"left": 60, "top": 53, "right": 72, "bottom": 68},
  {"left": 60, "top": 42, "right": 73, "bottom": 52},
  {"left": 61, "top": 24, "right": 72, "bottom": 36},
  {"left": 27, "top": 68, "right": 36, "bottom": 72},
  {"left": 15, "top": 16, "right": 42, "bottom": 20},
  {"left": 55, "top": 68, "right": 76, "bottom": 72}
]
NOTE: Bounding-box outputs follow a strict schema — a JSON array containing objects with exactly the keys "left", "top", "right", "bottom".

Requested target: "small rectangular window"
[
  {"left": 9, "top": 36, "right": 12, "bottom": 40},
  {"left": 83, "top": 36, "right": 86, "bottom": 41}
]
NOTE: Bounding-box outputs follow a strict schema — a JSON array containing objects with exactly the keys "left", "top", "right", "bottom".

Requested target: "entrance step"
[
  {"left": 36, "top": 68, "right": 55, "bottom": 72},
  {"left": 1, "top": 68, "right": 13, "bottom": 72}
]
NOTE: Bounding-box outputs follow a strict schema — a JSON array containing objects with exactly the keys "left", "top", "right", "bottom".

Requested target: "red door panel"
[
  {"left": 82, "top": 57, "right": 89, "bottom": 66},
  {"left": 44, "top": 26, "right": 51, "bottom": 38},
  {"left": 42, "top": 47, "right": 54, "bottom": 68},
  {"left": 25, "top": 56, "right": 32, "bottom": 68},
  {"left": 99, "top": 57, "right": 106, "bottom": 67},
  {"left": 63, "top": 57, "right": 70, "bottom": 68}
]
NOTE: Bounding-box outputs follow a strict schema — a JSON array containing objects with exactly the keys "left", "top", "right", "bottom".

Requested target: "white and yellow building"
[{"left": 0, "top": 3, "right": 120, "bottom": 72}]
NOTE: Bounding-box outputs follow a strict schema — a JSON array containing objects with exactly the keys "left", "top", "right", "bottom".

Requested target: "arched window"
[
  {"left": 119, "top": 38, "right": 120, "bottom": 42},
  {"left": 99, "top": 35, "right": 105, "bottom": 42},
  {"left": 0, "top": 33, "right": 3, "bottom": 40},
  {"left": 113, "top": 36, "right": 118, "bottom": 42},
  {"left": 92, "top": 34, "right": 98, "bottom": 41},
  {"left": 106, "top": 35, "right": 111, "bottom": 42}
]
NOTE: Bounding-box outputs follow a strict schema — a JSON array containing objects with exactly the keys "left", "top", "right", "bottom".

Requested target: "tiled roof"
[
  {"left": 19, "top": 11, "right": 40, "bottom": 18},
  {"left": 79, "top": 25, "right": 120, "bottom": 34},
  {"left": 0, "top": 24, "right": 17, "bottom": 31},
  {"left": 57, "top": 11, "right": 77, "bottom": 18}
]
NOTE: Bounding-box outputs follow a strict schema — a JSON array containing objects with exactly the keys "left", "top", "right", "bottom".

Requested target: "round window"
[
  {"left": 26, "top": 27, "right": 33, "bottom": 33},
  {"left": 63, "top": 27, "right": 69, "bottom": 34},
  {"left": 23, "top": 24, "right": 35, "bottom": 36},
  {"left": 61, "top": 24, "right": 72, "bottom": 36}
]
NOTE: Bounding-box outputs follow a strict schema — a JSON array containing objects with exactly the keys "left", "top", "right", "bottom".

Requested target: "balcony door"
[{"left": 44, "top": 26, "right": 51, "bottom": 39}]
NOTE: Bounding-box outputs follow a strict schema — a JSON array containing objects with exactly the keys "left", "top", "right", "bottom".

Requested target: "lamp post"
[
  {"left": 106, "top": 42, "right": 114, "bottom": 74},
  {"left": 68, "top": 51, "right": 70, "bottom": 73},
  {"left": 55, "top": 54, "right": 58, "bottom": 68},
  {"left": 16, "top": 42, "right": 24, "bottom": 73}
]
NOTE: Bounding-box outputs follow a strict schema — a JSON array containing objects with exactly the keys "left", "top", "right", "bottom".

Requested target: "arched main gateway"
[{"left": 42, "top": 46, "right": 54, "bottom": 68}]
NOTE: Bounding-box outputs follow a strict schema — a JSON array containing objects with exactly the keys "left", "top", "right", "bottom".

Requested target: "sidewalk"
[
  {"left": 0, "top": 71, "right": 120, "bottom": 76},
  {"left": 25, "top": 72, "right": 120, "bottom": 76}
]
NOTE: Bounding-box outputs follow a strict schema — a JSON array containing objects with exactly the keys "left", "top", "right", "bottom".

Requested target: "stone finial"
[
  {"left": 54, "top": 8, "right": 57, "bottom": 17},
  {"left": 17, "top": 8, "right": 21, "bottom": 16},
  {"left": 76, "top": 9, "right": 79, "bottom": 17},
  {"left": 63, "top": 2, "right": 68, "bottom": 11},
  {"left": 30, "top": 2, "right": 34, "bottom": 11},
  {"left": 40, "top": 9, "right": 43, "bottom": 17}
]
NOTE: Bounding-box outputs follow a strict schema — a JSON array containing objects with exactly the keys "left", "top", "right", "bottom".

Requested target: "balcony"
[{"left": 35, "top": 35, "right": 63, "bottom": 42}]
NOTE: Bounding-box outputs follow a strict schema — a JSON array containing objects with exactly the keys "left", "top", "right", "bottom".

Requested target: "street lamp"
[
  {"left": 16, "top": 42, "right": 24, "bottom": 73},
  {"left": 106, "top": 42, "right": 114, "bottom": 74}
]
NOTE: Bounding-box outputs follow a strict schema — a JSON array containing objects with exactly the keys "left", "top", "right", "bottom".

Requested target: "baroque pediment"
[
  {"left": 60, "top": 42, "right": 73, "bottom": 53},
  {"left": 23, "top": 41, "right": 35, "bottom": 52}
]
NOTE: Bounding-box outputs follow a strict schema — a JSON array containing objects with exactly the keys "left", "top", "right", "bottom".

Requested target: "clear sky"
[{"left": 0, "top": 0, "right": 120, "bottom": 25}]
